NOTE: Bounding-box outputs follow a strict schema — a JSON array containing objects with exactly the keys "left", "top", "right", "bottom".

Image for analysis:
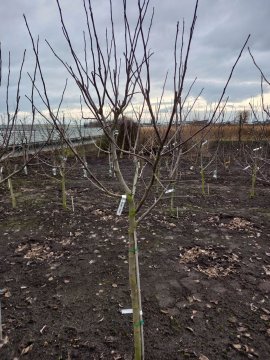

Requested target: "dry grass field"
[{"left": 140, "top": 123, "right": 270, "bottom": 149}]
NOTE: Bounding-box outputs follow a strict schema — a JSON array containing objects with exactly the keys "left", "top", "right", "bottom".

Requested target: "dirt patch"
[
  {"left": 179, "top": 246, "right": 240, "bottom": 277},
  {"left": 0, "top": 157, "right": 270, "bottom": 359}
]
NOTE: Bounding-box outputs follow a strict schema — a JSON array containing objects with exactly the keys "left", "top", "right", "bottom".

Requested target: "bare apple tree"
[
  {"left": 0, "top": 41, "right": 51, "bottom": 203},
  {"left": 24, "top": 0, "right": 249, "bottom": 358},
  {"left": 0, "top": 45, "right": 37, "bottom": 207},
  {"left": 0, "top": 44, "right": 26, "bottom": 188},
  {"left": 237, "top": 48, "right": 270, "bottom": 190}
]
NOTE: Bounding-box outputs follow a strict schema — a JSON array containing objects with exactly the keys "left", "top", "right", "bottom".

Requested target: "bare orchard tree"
[
  {"left": 233, "top": 95, "right": 270, "bottom": 196},
  {"left": 24, "top": 0, "right": 249, "bottom": 358},
  {"left": 0, "top": 45, "right": 32, "bottom": 207},
  {"left": 0, "top": 44, "right": 26, "bottom": 185},
  {"left": 0, "top": 42, "right": 50, "bottom": 196},
  {"left": 242, "top": 48, "right": 270, "bottom": 188},
  {"left": 35, "top": 117, "right": 78, "bottom": 209}
]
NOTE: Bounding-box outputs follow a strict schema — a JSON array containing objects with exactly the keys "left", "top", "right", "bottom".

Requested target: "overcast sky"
[{"left": 0, "top": 0, "right": 270, "bottom": 120}]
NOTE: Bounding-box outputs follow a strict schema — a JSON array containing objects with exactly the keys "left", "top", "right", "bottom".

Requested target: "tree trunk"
[
  {"left": 61, "top": 168, "right": 67, "bottom": 210},
  {"left": 238, "top": 118, "right": 242, "bottom": 144},
  {"left": 200, "top": 167, "right": 206, "bottom": 196},
  {"left": 8, "top": 178, "right": 16, "bottom": 209},
  {"left": 170, "top": 181, "right": 176, "bottom": 216},
  {"left": 127, "top": 195, "right": 144, "bottom": 360},
  {"left": 250, "top": 165, "right": 257, "bottom": 198}
]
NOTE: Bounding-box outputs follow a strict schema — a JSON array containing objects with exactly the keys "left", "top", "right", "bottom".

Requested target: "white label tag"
[
  {"left": 121, "top": 309, "right": 143, "bottom": 315},
  {"left": 165, "top": 189, "right": 174, "bottom": 194},
  {"left": 253, "top": 147, "right": 262, "bottom": 152},
  {"left": 116, "top": 195, "right": 127, "bottom": 216}
]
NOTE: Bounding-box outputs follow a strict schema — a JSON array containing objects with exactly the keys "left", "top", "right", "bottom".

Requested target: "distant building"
[{"left": 190, "top": 119, "right": 208, "bottom": 126}]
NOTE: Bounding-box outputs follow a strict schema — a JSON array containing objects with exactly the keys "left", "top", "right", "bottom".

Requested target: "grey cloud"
[{"left": 0, "top": 0, "right": 270, "bottom": 116}]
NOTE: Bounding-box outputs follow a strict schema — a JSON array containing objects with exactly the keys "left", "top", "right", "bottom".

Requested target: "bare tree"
[
  {"left": 0, "top": 45, "right": 30, "bottom": 207},
  {"left": 0, "top": 44, "right": 26, "bottom": 184},
  {"left": 237, "top": 109, "right": 250, "bottom": 144},
  {"left": 24, "top": 0, "right": 249, "bottom": 358},
  {"left": 0, "top": 42, "right": 51, "bottom": 200},
  {"left": 238, "top": 48, "right": 270, "bottom": 188}
]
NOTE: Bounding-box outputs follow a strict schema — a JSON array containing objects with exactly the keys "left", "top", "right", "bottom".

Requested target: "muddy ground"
[{"left": 0, "top": 155, "right": 270, "bottom": 359}]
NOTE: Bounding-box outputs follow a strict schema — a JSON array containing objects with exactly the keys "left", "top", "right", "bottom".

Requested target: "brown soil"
[{"left": 0, "top": 156, "right": 270, "bottom": 359}]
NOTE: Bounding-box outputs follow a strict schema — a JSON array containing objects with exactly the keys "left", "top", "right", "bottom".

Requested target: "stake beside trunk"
[{"left": 127, "top": 194, "right": 144, "bottom": 360}]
